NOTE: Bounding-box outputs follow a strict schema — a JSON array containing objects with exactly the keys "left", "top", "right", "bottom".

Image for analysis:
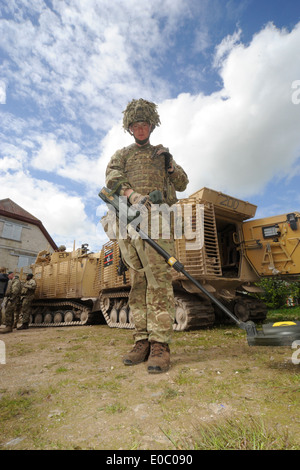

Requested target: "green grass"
[
  {"left": 1, "top": 311, "right": 299, "bottom": 450},
  {"left": 266, "top": 305, "right": 300, "bottom": 323},
  {"left": 104, "top": 402, "right": 127, "bottom": 414},
  {"left": 178, "top": 416, "right": 294, "bottom": 450},
  {"left": 0, "top": 394, "right": 33, "bottom": 422}
]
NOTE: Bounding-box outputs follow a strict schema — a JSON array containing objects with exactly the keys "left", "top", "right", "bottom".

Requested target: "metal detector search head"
[{"left": 247, "top": 321, "right": 300, "bottom": 347}]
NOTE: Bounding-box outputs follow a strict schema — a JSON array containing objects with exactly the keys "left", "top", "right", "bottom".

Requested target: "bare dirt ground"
[{"left": 0, "top": 322, "right": 299, "bottom": 450}]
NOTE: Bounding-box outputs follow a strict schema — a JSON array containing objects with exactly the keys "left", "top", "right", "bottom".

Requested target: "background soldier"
[
  {"left": 0, "top": 267, "right": 9, "bottom": 323},
  {"left": 0, "top": 273, "right": 21, "bottom": 334},
  {"left": 17, "top": 273, "right": 37, "bottom": 330},
  {"left": 105, "top": 98, "right": 189, "bottom": 373},
  {"left": 0, "top": 267, "right": 9, "bottom": 300}
]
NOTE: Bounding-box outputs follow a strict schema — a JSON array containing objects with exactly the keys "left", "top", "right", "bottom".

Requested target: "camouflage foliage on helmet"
[{"left": 122, "top": 98, "right": 161, "bottom": 132}]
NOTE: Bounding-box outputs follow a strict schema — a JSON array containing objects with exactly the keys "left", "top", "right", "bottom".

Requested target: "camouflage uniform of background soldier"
[
  {"left": 17, "top": 273, "right": 37, "bottom": 330},
  {"left": 105, "top": 98, "right": 189, "bottom": 374},
  {"left": 0, "top": 267, "right": 9, "bottom": 301},
  {"left": 0, "top": 274, "right": 21, "bottom": 334},
  {"left": 0, "top": 267, "right": 9, "bottom": 323}
]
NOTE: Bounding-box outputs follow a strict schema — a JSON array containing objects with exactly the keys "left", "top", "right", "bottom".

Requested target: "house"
[{"left": 0, "top": 198, "right": 57, "bottom": 273}]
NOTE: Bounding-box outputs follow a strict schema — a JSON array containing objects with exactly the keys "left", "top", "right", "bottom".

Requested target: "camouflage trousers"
[
  {"left": 119, "top": 232, "right": 175, "bottom": 344},
  {"left": 22, "top": 297, "right": 34, "bottom": 324},
  {"left": 3, "top": 298, "right": 21, "bottom": 328}
]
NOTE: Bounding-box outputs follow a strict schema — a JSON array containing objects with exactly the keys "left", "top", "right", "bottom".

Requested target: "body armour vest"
[{"left": 122, "top": 144, "right": 177, "bottom": 205}]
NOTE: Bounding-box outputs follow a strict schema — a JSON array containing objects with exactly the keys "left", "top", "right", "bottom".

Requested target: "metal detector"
[{"left": 99, "top": 187, "right": 300, "bottom": 347}]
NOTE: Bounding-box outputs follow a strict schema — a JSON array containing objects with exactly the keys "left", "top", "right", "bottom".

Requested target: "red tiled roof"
[
  {"left": 0, "top": 198, "right": 58, "bottom": 250},
  {"left": 0, "top": 198, "right": 39, "bottom": 221}
]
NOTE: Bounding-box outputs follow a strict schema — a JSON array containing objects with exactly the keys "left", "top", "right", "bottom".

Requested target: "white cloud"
[
  {"left": 13, "top": 19, "right": 300, "bottom": 241},
  {"left": 151, "top": 22, "right": 300, "bottom": 198},
  {"left": 1, "top": 4, "right": 300, "bottom": 255},
  {"left": 213, "top": 28, "right": 242, "bottom": 67},
  {"left": 31, "top": 137, "right": 66, "bottom": 171},
  {"left": 0, "top": 169, "right": 104, "bottom": 251},
  {"left": 0, "top": 80, "right": 6, "bottom": 104},
  {"left": 0, "top": 143, "right": 27, "bottom": 171},
  {"left": 0, "top": 0, "right": 187, "bottom": 128}
]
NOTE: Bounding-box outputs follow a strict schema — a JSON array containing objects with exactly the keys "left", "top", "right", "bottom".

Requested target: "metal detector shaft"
[
  {"left": 99, "top": 186, "right": 258, "bottom": 337},
  {"left": 135, "top": 225, "right": 256, "bottom": 334}
]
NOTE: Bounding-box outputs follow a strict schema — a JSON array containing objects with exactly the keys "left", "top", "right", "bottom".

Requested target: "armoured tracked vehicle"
[{"left": 27, "top": 187, "right": 300, "bottom": 331}]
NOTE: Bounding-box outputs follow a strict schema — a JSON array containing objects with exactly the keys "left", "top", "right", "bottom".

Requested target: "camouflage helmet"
[{"left": 122, "top": 98, "right": 161, "bottom": 133}]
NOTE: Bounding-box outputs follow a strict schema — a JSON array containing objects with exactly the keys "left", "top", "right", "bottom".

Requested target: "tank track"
[
  {"left": 29, "top": 300, "right": 101, "bottom": 328},
  {"left": 233, "top": 296, "right": 268, "bottom": 322},
  {"left": 99, "top": 291, "right": 216, "bottom": 331},
  {"left": 173, "top": 293, "right": 215, "bottom": 331},
  {"left": 28, "top": 293, "right": 264, "bottom": 331},
  {"left": 99, "top": 291, "right": 134, "bottom": 329},
  {"left": 214, "top": 295, "right": 268, "bottom": 324}
]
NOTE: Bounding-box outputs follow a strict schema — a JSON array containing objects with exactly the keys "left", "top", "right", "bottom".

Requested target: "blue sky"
[{"left": 1, "top": 0, "right": 300, "bottom": 252}]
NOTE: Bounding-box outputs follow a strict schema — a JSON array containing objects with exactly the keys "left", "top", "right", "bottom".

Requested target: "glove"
[
  {"left": 128, "top": 192, "right": 151, "bottom": 209},
  {"left": 156, "top": 147, "right": 174, "bottom": 172}
]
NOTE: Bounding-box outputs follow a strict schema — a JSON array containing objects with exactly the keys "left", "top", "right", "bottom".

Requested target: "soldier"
[
  {"left": 0, "top": 267, "right": 9, "bottom": 300},
  {"left": 105, "top": 98, "right": 189, "bottom": 373},
  {"left": 57, "top": 245, "right": 66, "bottom": 252},
  {"left": 0, "top": 273, "right": 21, "bottom": 334},
  {"left": 0, "top": 268, "right": 9, "bottom": 325},
  {"left": 17, "top": 273, "right": 37, "bottom": 330}
]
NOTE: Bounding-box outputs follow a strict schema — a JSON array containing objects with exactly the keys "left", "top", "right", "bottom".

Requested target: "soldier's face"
[{"left": 131, "top": 121, "right": 151, "bottom": 142}]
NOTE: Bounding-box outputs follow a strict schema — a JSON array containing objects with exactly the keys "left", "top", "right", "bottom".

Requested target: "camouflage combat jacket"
[
  {"left": 105, "top": 143, "right": 188, "bottom": 206},
  {"left": 5, "top": 278, "right": 21, "bottom": 300},
  {"left": 22, "top": 279, "right": 37, "bottom": 300}
]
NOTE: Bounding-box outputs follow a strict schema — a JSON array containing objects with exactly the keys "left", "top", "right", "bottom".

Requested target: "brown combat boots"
[
  {"left": 0, "top": 326, "right": 13, "bottom": 334},
  {"left": 147, "top": 341, "right": 170, "bottom": 374},
  {"left": 123, "top": 339, "right": 150, "bottom": 366},
  {"left": 17, "top": 323, "right": 29, "bottom": 330}
]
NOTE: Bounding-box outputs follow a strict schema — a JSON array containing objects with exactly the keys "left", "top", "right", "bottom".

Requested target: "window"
[
  {"left": 2, "top": 222, "right": 22, "bottom": 241},
  {"left": 17, "top": 255, "right": 36, "bottom": 268}
]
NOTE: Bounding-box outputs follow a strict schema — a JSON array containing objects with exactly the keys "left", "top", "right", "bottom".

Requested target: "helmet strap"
[{"left": 134, "top": 136, "right": 150, "bottom": 146}]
